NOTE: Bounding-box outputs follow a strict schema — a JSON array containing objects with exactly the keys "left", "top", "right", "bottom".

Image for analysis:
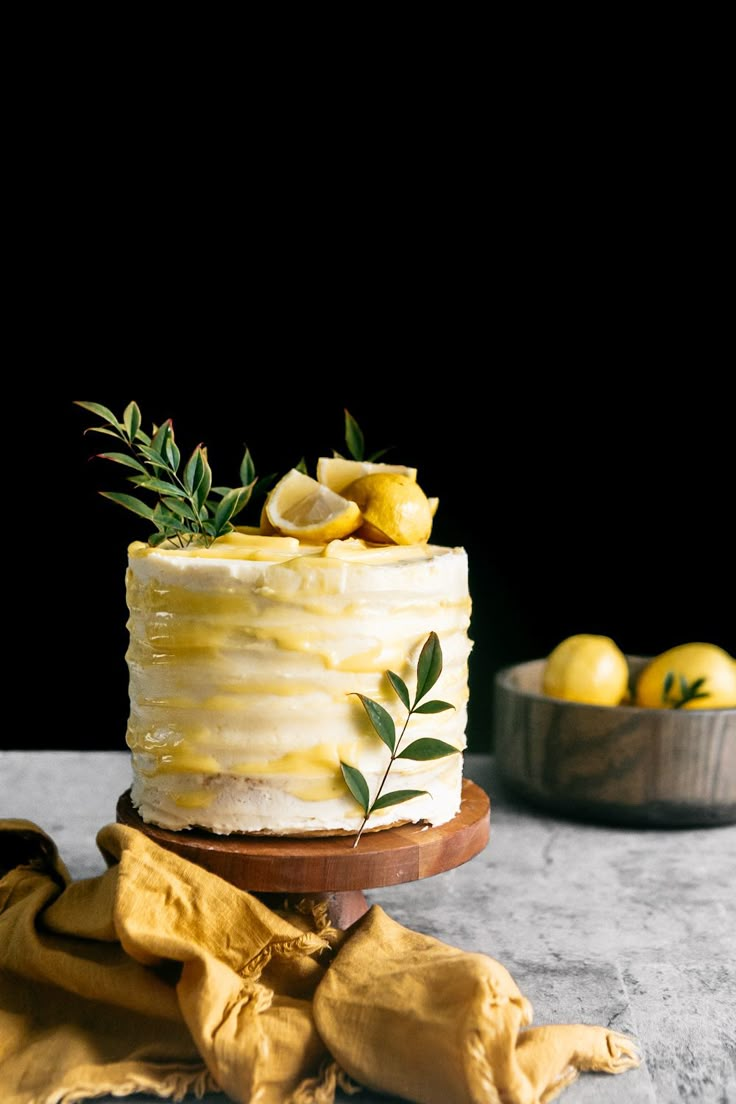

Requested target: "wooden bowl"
[{"left": 493, "top": 657, "right": 736, "bottom": 826}]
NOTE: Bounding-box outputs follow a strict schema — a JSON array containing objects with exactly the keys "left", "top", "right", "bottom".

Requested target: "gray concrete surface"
[{"left": 1, "top": 751, "right": 734, "bottom": 1103}]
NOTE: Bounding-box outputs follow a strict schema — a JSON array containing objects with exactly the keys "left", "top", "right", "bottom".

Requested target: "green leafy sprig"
[
  {"left": 76, "top": 401, "right": 269, "bottom": 548},
  {"left": 662, "top": 671, "right": 711, "bottom": 709},
  {"left": 341, "top": 632, "right": 459, "bottom": 847},
  {"left": 340, "top": 409, "right": 392, "bottom": 463}
]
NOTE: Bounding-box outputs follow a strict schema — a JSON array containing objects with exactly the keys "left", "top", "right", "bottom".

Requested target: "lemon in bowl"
[
  {"left": 635, "top": 643, "right": 736, "bottom": 710},
  {"left": 542, "top": 634, "right": 629, "bottom": 706},
  {"left": 493, "top": 639, "right": 736, "bottom": 827}
]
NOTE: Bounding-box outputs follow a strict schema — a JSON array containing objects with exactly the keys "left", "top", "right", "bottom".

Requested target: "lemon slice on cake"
[
  {"left": 265, "top": 469, "right": 362, "bottom": 541},
  {"left": 316, "top": 457, "right": 418, "bottom": 494}
]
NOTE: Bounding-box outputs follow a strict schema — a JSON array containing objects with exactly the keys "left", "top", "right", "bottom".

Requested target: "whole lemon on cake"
[{"left": 78, "top": 403, "right": 473, "bottom": 837}]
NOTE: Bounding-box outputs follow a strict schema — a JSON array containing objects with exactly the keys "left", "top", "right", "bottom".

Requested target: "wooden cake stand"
[{"left": 117, "top": 778, "right": 490, "bottom": 928}]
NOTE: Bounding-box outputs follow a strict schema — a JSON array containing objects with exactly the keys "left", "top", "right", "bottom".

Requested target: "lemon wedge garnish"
[
  {"left": 265, "top": 469, "right": 362, "bottom": 542},
  {"left": 316, "top": 457, "right": 417, "bottom": 494},
  {"left": 342, "top": 472, "right": 433, "bottom": 545}
]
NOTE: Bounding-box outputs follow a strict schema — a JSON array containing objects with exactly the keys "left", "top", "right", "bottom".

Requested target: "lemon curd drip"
[{"left": 125, "top": 532, "right": 472, "bottom": 834}]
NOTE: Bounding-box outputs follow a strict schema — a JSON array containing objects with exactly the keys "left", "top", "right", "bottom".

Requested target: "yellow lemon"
[
  {"left": 635, "top": 643, "right": 736, "bottom": 710},
  {"left": 316, "top": 457, "right": 417, "bottom": 494},
  {"left": 342, "top": 472, "right": 433, "bottom": 545},
  {"left": 542, "top": 634, "right": 629, "bottom": 706},
  {"left": 264, "top": 469, "right": 362, "bottom": 542}
]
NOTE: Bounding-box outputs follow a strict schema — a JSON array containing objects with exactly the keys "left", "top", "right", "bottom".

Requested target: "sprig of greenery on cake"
[
  {"left": 78, "top": 403, "right": 439, "bottom": 548},
  {"left": 342, "top": 632, "right": 460, "bottom": 846},
  {"left": 76, "top": 401, "right": 270, "bottom": 548}
]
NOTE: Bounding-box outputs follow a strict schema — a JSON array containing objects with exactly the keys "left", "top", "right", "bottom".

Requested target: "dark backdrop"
[
  {"left": 5, "top": 46, "right": 733, "bottom": 756},
  {"left": 10, "top": 382, "right": 733, "bottom": 755}
]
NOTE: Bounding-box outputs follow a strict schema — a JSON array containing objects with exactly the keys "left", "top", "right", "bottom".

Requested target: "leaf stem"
[{"left": 352, "top": 710, "right": 413, "bottom": 848}]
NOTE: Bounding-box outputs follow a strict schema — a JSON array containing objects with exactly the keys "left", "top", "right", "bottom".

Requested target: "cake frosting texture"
[{"left": 125, "top": 531, "right": 472, "bottom": 835}]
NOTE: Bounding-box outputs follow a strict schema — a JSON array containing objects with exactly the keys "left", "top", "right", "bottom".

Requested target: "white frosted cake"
[{"left": 125, "top": 532, "right": 472, "bottom": 835}]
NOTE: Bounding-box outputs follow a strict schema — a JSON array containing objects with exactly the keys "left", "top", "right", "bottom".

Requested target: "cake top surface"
[{"left": 128, "top": 531, "right": 465, "bottom": 565}]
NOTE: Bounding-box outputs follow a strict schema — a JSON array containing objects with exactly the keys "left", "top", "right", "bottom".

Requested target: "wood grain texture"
[
  {"left": 494, "top": 658, "right": 736, "bottom": 826},
  {"left": 116, "top": 777, "right": 490, "bottom": 893}
]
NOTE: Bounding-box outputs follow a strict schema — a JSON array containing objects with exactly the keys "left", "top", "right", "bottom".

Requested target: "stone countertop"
[{"left": 1, "top": 751, "right": 734, "bottom": 1104}]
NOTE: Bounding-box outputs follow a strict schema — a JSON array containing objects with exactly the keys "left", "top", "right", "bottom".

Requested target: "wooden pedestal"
[{"left": 116, "top": 778, "right": 490, "bottom": 928}]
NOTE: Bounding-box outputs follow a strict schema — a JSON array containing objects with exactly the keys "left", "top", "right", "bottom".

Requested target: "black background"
[
  {"left": 11, "top": 372, "right": 733, "bottom": 755},
  {"left": 7, "top": 117, "right": 734, "bottom": 756},
  {"left": 5, "top": 28, "right": 733, "bottom": 754}
]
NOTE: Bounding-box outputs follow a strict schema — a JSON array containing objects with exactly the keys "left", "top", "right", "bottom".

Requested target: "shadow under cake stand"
[{"left": 116, "top": 778, "right": 490, "bottom": 929}]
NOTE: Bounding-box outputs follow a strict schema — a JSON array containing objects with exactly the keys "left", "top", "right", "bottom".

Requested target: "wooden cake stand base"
[{"left": 116, "top": 778, "right": 490, "bottom": 929}]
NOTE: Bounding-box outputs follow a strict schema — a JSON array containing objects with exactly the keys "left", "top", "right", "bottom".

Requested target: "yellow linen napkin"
[{"left": 0, "top": 818, "right": 640, "bottom": 1104}]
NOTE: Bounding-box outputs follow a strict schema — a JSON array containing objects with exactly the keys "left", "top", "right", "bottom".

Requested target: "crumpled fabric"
[{"left": 0, "top": 819, "right": 640, "bottom": 1104}]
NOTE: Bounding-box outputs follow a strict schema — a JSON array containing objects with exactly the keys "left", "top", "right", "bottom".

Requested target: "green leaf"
[
  {"left": 415, "top": 631, "right": 443, "bottom": 705},
  {"left": 214, "top": 484, "right": 255, "bottom": 532},
  {"left": 673, "top": 676, "right": 711, "bottom": 708},
  {"left": 97, "top": 452, "right": 148, "bottom": 474},
  {"left": 148, "top": 530, "right": 169, "bottom": 546},
  {"left": 254, "top": 472, "right": 278, "bottom": 499},
  {"left": 150, "top": 420, "right": 171, "bottom": 457},
  {"left": 161, "top": 496, "right": 198, "bottom": 522},
  {"left": 152, "top": 504, "right": 190, "bottom": 533},
  {"left": 295, "top": 456, "right": 308, "bottom": 475},
  {"left": 165, "top": 434, "right": 180, "bottom": 472},
  {"left": 366, "top": 446, "right": 392, "bottom": 462},
  {"left": 344, "top": 409, "right": 364, "bottom": 460},
  {"left": 84, "top": 425, "right": 124, "bottom": 440},
  {"left": 183, "top": 447, "right": 203, "bottom": 494},
  {"left": 371, "top": 789, "right": 428, "bottom": 811},
  {"left": 387, "top": 670, "right": 411, "bottom": 710},
  {"left": 340, "top": 763, "right": 370, "bottom": 813},
  {"left": 196, "top": 454, "right": 213, "bottom": 510},
  {"left": 136, "top": 444, "right": 170, "bottom": 470},
  {"left": 100, "top": 492, "right": 155, "bottom": 520},
  {"left": 240, "top": 447, "right": 255, "bottom": 487},
  {"left": 352, "top": 694, "right": 395, "bottom": 752},
  {"left": 413, "top": 699, "right": 455, "bottom": 714},
  {"left": 229, "top": 483, "right": 256, "bottom": 521},
  {"left": 123, "top": 402, "right": 141, "bottom": 442},
  {"left": 663, "top": 671, "right": 674, "bottom": 700},
  {"left": 75, "top": 401, "right": 121, "bottom": 429},
  {"left": 397, "top": 738, "right": 459, "bottom": 760},
  {"left": 130, "top": 477, "right": 187, "bottom": 498}
]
